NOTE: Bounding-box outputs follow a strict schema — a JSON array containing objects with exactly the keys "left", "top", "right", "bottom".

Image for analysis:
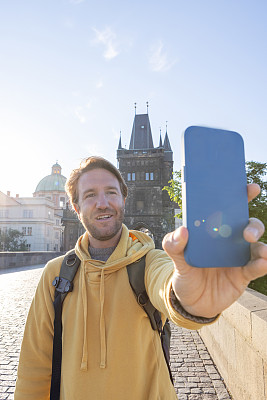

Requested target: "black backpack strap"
[
  {"left": 50, "top": 250, "right": 81, "bottom": 400},
  {"left": 127, "top": 257, "right": 173, "bottom": 384}
]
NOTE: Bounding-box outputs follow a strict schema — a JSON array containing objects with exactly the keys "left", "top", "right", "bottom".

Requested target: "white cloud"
[
  {"left": 149, "top": 40, "right": 176, "bottom": 72},
  {"left": 92, "top": 27, "right": 119, "bottom": 60}
]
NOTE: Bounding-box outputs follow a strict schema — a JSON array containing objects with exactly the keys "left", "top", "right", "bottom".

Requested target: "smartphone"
[{"left": 181, "top": 126, "right": 250, "bottom": 268}]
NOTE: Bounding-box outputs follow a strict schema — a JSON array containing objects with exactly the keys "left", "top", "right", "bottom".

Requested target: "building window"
[
  {"left": 127, "top": 172, "right": 136, "bottom": 181},
  {"left": 27, "top": 227, "right": 32, "bottom": 236},
  {"left": 145, "top": 172, "right": 154, "bottom": 181},
  {"left": 0, "top": 209, "right": 8, "bottom": 218},
  {"left": 22, "top": 227, "right": 27, "bottom": 235},
  {"left": 136, "top": 191, "right": 145, "bottom": 213},
  {"left": 60, "top": 197, "right": 65, "bottom": 208},
  {"left": 136, "top": 200, "right": 144, "bottom": 211},
  {"left": 23, "top": 210, "right": 33, "bottom": 218},
  {"left": 26, "top": 244, "right": 31, "bottom": 251}
]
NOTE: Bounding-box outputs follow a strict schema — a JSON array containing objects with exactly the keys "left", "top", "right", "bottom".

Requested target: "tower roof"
[
  {"left": 129, "top": 114, "right": 154, "bottom": 150},
  {"left": 117, "top": 133, "right": 123, "bottom": 149},
  {"left": 163, "top": 132, "right": 172, "bottom": 151}
]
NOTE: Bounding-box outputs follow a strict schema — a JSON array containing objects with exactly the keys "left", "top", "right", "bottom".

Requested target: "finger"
[
  {"left": 242, "top": 243, "right": 267, "bottom": 281},
  {"left": 247, "top": 183, "right": 261, "bottom": 202},
  {"left": 243, "top": 217, "right": 265, "bottom": 243},
  {"left": 162, "top": 226, "right": 188, "bottom": 257},
  {"left": 250, "top": 241, "right": 267, "bottom": 261}
]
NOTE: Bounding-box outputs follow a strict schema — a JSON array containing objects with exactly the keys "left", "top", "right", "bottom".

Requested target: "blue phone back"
[{"left": 182, "top": 126, "right": 250, "bottom": 267}]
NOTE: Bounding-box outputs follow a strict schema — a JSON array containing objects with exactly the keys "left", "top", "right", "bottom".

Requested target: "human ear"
[{"left": 73, "top": 203, "right": 80, "bottom": 217}]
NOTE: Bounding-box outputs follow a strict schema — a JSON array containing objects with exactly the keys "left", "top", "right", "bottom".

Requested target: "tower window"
[
  {"left": 127, "top": 172, "right": 136, "bottom": 181},
  {"left": 145, "top": 172, "right": 154, "bottom": 181},
  {"left": 136, "top": 201, "right": 144, "bottom": 211},
  {"left": 136, "top": 191, "right": 145, "bottom": 213}
]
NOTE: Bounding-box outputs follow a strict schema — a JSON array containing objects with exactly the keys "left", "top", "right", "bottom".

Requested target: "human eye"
[
  {"left": 84, "top": 192, "right": 95, "bottom": 199},
  {"left": 107, "top": 190, "right": 117, "bottom": 195}
]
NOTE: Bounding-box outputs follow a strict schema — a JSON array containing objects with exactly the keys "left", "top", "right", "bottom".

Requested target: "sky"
[{"left": 1, "top": 0, "right": 267, "bottom": 197}]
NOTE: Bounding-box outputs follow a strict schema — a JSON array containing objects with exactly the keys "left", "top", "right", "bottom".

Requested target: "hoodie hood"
[{"left": 74, "top": 224, "right": 155, "bottom": 370}]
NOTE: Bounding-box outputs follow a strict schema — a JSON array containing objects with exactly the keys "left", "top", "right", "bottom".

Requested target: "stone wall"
[
  {"left": 0, "top": 251, "right": 63, "bottom": 269},
  {"left": 199, "top": 288, "right": 267, "bottom": 400}
]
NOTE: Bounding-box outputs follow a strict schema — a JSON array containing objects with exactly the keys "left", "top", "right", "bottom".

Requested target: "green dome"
[{"left": 35, "top": 163, "right": 67, "bottom": 193}]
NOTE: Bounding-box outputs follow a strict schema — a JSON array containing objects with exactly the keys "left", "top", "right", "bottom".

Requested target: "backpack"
[{"left": 50, "top": 250, "right": 173, "bottom": 400}]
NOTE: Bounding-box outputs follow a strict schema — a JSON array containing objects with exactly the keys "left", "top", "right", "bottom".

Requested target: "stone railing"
[
  {"left": 199, "top": 288, "right": 267, "bottom": 400},
  {"left": 0, "top": 251, "right": 63, "bottom": 269}
]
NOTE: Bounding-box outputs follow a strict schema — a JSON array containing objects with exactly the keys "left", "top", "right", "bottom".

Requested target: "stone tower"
[{"left": 117, "top": 111, "right": 175, "bottom": 248}]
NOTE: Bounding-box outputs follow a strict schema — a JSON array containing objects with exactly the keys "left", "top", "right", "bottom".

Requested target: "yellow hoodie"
[{"left": 14, "top": 225, "right": 212, "bottom": 400}]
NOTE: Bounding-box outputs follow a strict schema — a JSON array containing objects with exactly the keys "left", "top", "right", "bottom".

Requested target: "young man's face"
[{"left": 74, "top": 168, "right": 126, "bottom": 248}]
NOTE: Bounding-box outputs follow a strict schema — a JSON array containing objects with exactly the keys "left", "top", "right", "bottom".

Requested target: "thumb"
[{"left": 162, "top": 226, "right": 188, "bottom": 261}]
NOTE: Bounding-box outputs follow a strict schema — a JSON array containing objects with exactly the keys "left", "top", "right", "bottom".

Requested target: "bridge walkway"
[{"left": 0, "top": 265, "right": 231, "bottom": 400}]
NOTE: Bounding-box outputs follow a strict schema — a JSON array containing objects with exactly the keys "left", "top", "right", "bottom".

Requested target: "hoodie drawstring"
[
  {"left": 80, "top": 268, "right": 88, "bottom": 371},
  {"left": 99, "top": 269, "right": 106, "bottom": 368}
]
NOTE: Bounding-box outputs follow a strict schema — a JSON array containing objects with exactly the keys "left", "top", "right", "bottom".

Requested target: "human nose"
[{"left": 96, "top": 193, "right": 109, "bottom": 209}]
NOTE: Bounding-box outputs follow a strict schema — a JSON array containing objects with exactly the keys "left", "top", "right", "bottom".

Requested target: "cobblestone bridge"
[{"left": 0, "top": 265, "right": 232, "bottom": 400}]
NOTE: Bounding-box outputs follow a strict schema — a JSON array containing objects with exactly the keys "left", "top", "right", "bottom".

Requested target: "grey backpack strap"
[
  {"left": 50, "top": 250, "right": 81, "bottom": 400},
  {"left": 126, "top": 257, "right": 173, "bottom": 384},
  {"left": 127, "top": 257, "right": 159, "bottom": 331}
]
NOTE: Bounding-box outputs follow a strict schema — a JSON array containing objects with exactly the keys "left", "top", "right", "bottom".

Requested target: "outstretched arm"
[{"left": 163, "top": 184, "right": 267, "bottom": 318}]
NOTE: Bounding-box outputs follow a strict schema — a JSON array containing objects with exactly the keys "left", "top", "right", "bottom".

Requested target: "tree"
[
  {"left": 162, "top": 171, "right": 182, "bottom": 219},
  {"left": 246, "top": 161, "right": 267, "bottom": 244},
  {"left": 246, "top": 161, "right": 267, "bottom": 295},
  {"left": 0, "top": 228, "right": 27, "bottom": 251}
]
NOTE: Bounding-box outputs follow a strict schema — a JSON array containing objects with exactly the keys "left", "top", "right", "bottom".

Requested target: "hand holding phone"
[{"left": 182, "top": 126, "right": 250, "bottom": 268}]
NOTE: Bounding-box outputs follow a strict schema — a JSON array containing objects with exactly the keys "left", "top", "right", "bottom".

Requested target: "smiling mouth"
[{"left": 96, "top": 215, "right": 113, "bottom": 220}]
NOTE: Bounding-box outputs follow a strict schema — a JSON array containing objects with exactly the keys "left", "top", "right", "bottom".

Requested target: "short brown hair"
[{"left": 65, "top": 156, "right": 128, "bottom": 207}]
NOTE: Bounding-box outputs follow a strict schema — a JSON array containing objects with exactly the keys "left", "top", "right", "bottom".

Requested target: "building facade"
[
  {"left": 117, "top": 112, "right": 175, "bottom": 248},
  {"left": 0, "top": 163, "right": 67, "bottom": 252},
  {"left": 62, "top": 203, "right": 84, "bottom": 251},
  {"left": 0, "top": 191, "right": 63, "bottom": 251}
]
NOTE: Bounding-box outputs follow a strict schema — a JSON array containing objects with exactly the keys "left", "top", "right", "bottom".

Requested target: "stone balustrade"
[
  {"left": 200, "top": 288, "right": 267, "bottom": 400},
  {"left": 0, "top": 251, "right": 63, "bottom": 269}
]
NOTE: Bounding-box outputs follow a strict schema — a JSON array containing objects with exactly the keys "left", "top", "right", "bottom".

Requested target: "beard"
[{"left": 80, "top": 206, "right": 125, "bottom": 242}]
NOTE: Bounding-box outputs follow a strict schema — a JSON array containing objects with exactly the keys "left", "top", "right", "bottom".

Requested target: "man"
[{"left": 14, "top": 156, "right": 267, "bottom": 400}]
